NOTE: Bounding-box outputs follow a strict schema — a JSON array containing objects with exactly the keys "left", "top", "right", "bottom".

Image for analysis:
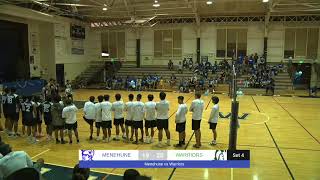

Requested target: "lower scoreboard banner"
[{"left": 79, "top": 150, "right": 250, "bottom": 168}]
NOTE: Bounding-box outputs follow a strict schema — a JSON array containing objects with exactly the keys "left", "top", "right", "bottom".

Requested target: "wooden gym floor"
[{"left": 1, "top": 89, "right": 319, "bottom": 180}]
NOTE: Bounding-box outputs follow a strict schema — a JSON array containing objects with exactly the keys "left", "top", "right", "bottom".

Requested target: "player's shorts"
[
  {"left": 83, "top": 116, "right": 94, "bottom": 126},
  {"left": 145, "top": 120, "right": 157, "bottom": 128},
  {"left": 101, "top": 121, "right": 112, "bottom": 129},
  {"left": 133, "top": 121, "right": 143, "bottom": 129},
  {"left": 25, "top": 118, "right": 37, "bottom": 127},
  {"left": 7, "top": 113, "right": 19, "bottom": 121},
  {"left": 65, "top": 122, "right": 78, "bottom": 130},
  {"left": 156, "top": 119, "right": 169, "bottom": 130},
  {"left": 176, "top": 122, "right": 186, "bottom": 133},
  {"left": 53, "top": 125, "right": 64, "bottom": 130},
  {"left": 209, "top": 123, "right": 217, "bottom": 130},
  {"left": 192, "top": 119, "right": 201, "bottom": 130},
  {"left": 95, "top": 122, "right": 102, "bottom": 128},
  {"left": 114, "top": 118, "right": 124, "bottom": 126},
  {"left": 125, "top": 120, "right": 133, "bottom": 126},
  {"left": 44, "top": 114, "right": 52, "bottom": 125}
]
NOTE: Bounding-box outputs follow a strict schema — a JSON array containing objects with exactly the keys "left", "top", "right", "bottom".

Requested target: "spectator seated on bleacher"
[
  {"left": 168, "top": 60, "right": 174, "bottom": 70},
  {"left": 0, "top": 142, "right": 44, "bottom": 179},
  {"left": 72, "top": 163, "right": 90, "bottom": 180}
]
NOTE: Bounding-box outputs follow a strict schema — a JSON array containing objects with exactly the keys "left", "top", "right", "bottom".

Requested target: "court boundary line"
[
  {"left": 31, "top": 149, "right": 50, "bottom": 159},
  {"left": 272, "top": 97, "right": 320, "bottom": 144},
  {"left": 168, "top": 97, "right": 212, "bottom": 180},
  {"left": 252, "top": 96, "right": 295, "bottom": 180}
]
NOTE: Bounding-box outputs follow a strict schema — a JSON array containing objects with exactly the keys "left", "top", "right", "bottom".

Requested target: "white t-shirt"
[
  {"left": 209, "top": 104, "right": 219, "bottom": 123},
  {"left": 189, "top": 99, "right": 204, "bottom": 121},
  {"left": 62, "top": 105, "right": 78, "bottom": 124},
  {"left": 175, "top": 103, "right": 188, "bottom": 123},
  {"left": 101, "top": 101, "right": 112, "bottom": 121},
  {"left": 133, "top": 101, "right": 145, "bottom": 121},
  {"left": 156, "top": 100, "right": 170, "bottom": 119},
  {"left": 125, "top": 101, "right": 134, "bottom": 121},
  {"left": 95, "top": 102, "right": 102, "bottom": 122},
  {"left": 112, "top": 101, "right": 124, "bottom": 119},
  {"left": 145, "top": 101, "right": 156, "bottom": 121},
  {"left": 83, "top": 101, "right": 96, "bottom": 120}
]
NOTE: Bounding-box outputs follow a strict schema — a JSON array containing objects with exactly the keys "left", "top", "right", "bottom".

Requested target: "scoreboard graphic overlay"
[{"left": 79, "top": 150, "right": 250, "bottom": 168}]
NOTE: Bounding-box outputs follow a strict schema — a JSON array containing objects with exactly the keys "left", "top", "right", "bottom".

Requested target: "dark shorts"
[
  {"left": 114, "top": 118, "right": 124, "bottom": 126},
  {"left": 53, "top": 125, "right": 64, "bottom": 130},
  {"left": 101, "top": 121, "right": 112, "bottom": 129},
  {"left": 209, "top": 123, "right": 217, "bottom": 130},
  {"left": 133, "top": 121, "right": 143, "bottom": 129},
  {"left": 7, "top": 113, "right": 19, "bottom": 121},
  {"left": 125, "top": 120, "right": 133, "bottom": 126},
  {"left": 95, "top": 122, "right": 102, "bottom": 128},
  {"left": 83, "top": 116, "right": 94, "bottom": 126},
  {"left": 2, "top": 108, "right": 8, "bottom": 118},
  {"left": 192, "top": 119, "right": 201, "bottom": 130},
  {"left": 65, "top": 122, "right": 78, "bottom": 130},
  {"left": 157, "top": 119, "right": 169, "bottom": 130},
  {"left": 145, "top": 120, "right": 157, "bottom": 128},
  {"left": 176, "top": 122, "right": 186, "bottom": 133},
  {"left": 25, "top": 118, "right": 37, "bottom": 127},
  {"left": 44, "top": 115, "right": 52, "bottom": 125}
]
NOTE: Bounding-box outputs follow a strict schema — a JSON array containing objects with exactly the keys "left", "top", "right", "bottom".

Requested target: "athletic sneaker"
[
  {"left": 113, "top": 137, "right": 120, "bottom": 141},
  {"left": 102, "top": 139, "right": 107, "bottom": 143},
  {"left": 174, "top": 143, "right": 182, "bottom": 148},
  {"left": 166, "top": 140, "right": 171, "bottom": 146},
  {"left": 96, "top": 137, "right": 101, "bottom": 141},
  {"left": 209, "top": 140, "right": 217, "bottom": 146},
  {"left": 132, "top": 141, "right": 138, "bottom": 144},
  {"left": 156, "top": 142, "right": 162, "bottom": 148},
  {"left": 122, "top": 135, "right": 127, "bottom": 139}
]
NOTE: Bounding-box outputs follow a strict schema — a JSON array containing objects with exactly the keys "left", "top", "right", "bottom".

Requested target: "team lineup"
[{"left": 1, "top": 88, "right": 220, "bottom": 148}]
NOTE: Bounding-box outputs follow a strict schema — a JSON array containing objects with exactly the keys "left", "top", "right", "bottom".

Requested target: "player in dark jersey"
[
  {"left": 24, "top": 96, "right": 38, "bottom": 143},
  {"left": 1, "top": 88, "right": 9, "bottom": 133},
  {"left": 6, "top": 88, "right": 20, "bottom": 137},
  {"left": 20, "top": 96, "right": 27, "bottom": 136},
  {"left": 34, "top": 96, "right": 43, "bottom": 138},
  {"left": 43, "top": 96, "right": 53, "bottom": 141}
]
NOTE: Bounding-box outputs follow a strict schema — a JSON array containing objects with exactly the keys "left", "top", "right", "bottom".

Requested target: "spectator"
[
  {"left": 123, "top": 169, "right": 140, "bottom": 180},
  {"left": 182, "top": 58, "right": 188, "bottom": 69},
  {"left": 168, "top": 60, "right": 173, "bottom": 70},
  {"left": 170, "top": 74, "right": 176, "bottom": 86},
  {"left": 0, "top": 142, "right": 44, "bottom": 179},
  {"left": 178, "top": 61, "right": 183, "bottom": 74},
  {"left": 72, "top": 164, "right": 90, "bottom": 180}
]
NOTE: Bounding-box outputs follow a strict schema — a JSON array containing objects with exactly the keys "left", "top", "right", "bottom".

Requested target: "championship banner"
[{"left": 79, "top": 150, "right": 250, "bottom": 168}]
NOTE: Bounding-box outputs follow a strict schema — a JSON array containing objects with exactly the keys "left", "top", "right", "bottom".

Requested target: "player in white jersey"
[
  {"left": 155, "top": 91, "right": 171, "bottom": 147},
  {"left": 83, "top": 96, "right": 96, "bottom": 141},
  {"left": 100, "top": 95, "right": 113, "bottom": 142},
  {"left": 174, "top": 96, "right": 188, "bottom": 148},
  {"left": 132, "top": 94, "right": 145, "bottom": 144},
  {"left": 112, "top": 94, "right": 126, "bottom": 141},
  {"left": 144, "top": 94, "right": 157, "bottom": 144},
  {"left": 62, "top": 99, "right": 79, "bottom": 144},
  {"left": 95, "top": 96, "right": 103, "bottom": 141},
  {"left": 189, "top": 92, "right": 204, "bottom": 148},
  {"left": 124, "top": 94, "right": 135, "bottom": 142},
  {"left": 208, "top": 96, "right": 220, "bottom": 146}
]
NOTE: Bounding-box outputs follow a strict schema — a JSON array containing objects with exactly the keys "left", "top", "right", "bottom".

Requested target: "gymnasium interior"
[{"left": 0, "top": 0, "right": 319, "bottom": 180}]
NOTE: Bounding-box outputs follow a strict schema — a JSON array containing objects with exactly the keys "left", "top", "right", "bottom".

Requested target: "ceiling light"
[
  {"left": 154, "top": 0, "right": 158, "bottom": 3},
  {"left": 153, "top": 3, "right": 160, "bottom": 7},
  {"left": 102, "top": 7, "right": 107, "bottom": 11},
  {"left": 263, "top": 0, "right": 269, "bottom": 2},
  {"left": 206, "top": 1, "right": 213, "bottom": 5}
]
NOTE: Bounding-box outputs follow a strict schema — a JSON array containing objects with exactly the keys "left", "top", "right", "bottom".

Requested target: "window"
[
  {"left": 216, "top": 28, "right": 247, "bottom": 58},
  {"left": 101, "top": 31, "right": 125, "bottom": 58},
  {"left": 284, "top": 28, "right": 319, "bottom": 59},
  {"left": 154, "top": 29, "right": 182, "bottom": 58}
]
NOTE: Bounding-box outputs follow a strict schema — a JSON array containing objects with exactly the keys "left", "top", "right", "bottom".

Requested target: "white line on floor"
[{"left": 31, "top": 149, "right": 50, "bottom": 159}]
